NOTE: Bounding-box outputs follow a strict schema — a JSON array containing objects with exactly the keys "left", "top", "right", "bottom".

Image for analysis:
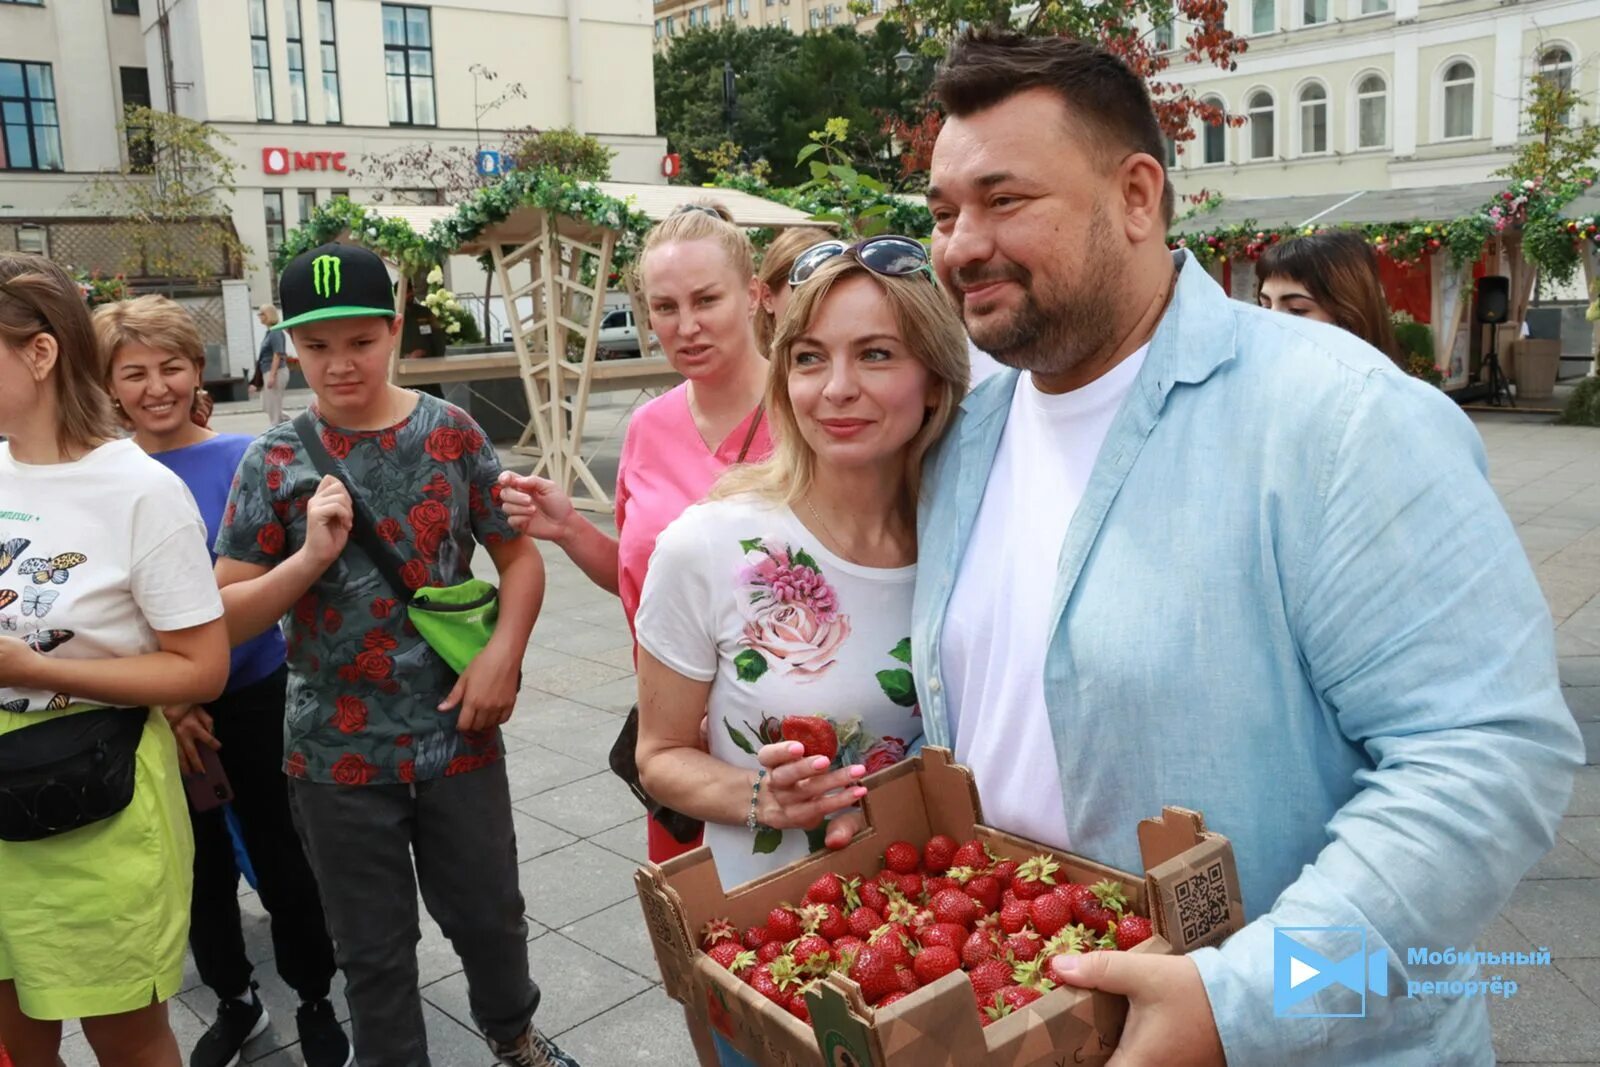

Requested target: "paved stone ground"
[{"left": 45, "top": 389, "right": 1599, "bottom": 1066}]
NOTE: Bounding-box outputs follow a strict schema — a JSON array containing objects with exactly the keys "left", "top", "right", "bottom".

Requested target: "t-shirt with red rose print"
[
  {"left": 635, "top": 493, "right": 922, "bottom": 889},
  {"left": 214, "top": 393, "right": 517, "bottom": 786}
]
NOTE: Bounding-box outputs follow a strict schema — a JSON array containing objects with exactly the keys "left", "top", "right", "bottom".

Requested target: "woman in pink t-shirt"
[{"left": 499, "top": 201, "right": 772, "bottom": 865}]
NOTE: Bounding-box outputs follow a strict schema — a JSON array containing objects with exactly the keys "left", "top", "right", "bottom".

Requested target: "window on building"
[
  {"left": 1356, "top": 73, "right": 1387, "bottom": 148},
  {"left": 1251, "top": 0, "right": 1274, "bottom": 34},
  {"left": 284, "top": 0, "right": 308, "bottom": 122},
  {"left": 1163, "top": 136, "right": 1177, "bottom": 167},
  {"left": 1442, "top": 60, "right": 1475, "bottom": 139},
  {"left": 318, "top": 1, "right": 341, "bottom": 123},
  {"left": 741, "top": 0, "right": 750, "bottom": 14},
  {"left": 0, "top": 60, "right": 63, "bottom": 171},
  {"left": 810, "top": 9, "right": 820, "bottom": 28},
  {"left": 686, "top": 8, "right": 695, "bottom": 27},
  {"left": 330, "top": 188, "right": 349, "bottom": 200},
  {"left": 1248, "top": 90, "right": 1275, "bottom": 159},
  {"left": 1360, "top": 0, "right": 1388, "bottom": 12},
  {"left": 0, "top": 1, "right": 46, "bottom": 7},
  {"left": 781, "top": 16, "right": 790, "bottom": 29},
  {"left": 383, "top": 4, "right": 435, "bottom": 126},
  {"left": 1153, "top": 20, "right": 1174, "bottom": 51},
  {"left": 826, "top": 4, "right": 836, "bottom": 25},
  {"left": 263, "top": 190, "right": 285, "bottom": 268},
  {"left": 111, "top": 0, "right": 140, "bottom": 14},
  {"left": 297, "top": 190, "right": 317, "bottom": 225},
  {"left": 666, "top": 15, "right": 675, "bottom": 34},
  {"left": 249, "top": 0, "right": 273, "bottom": 121},
  {"left": 725, "top": 0, "right": 733, "bottom": 17},
  {"left": 120, "top": 66, "right": 153, "bottom": 170},
  {"left": 394, "top": 188, "right": 443, "bottom": 206},
  {"left": 1302, "top": 0, "right": 1328, "bottom": 26},
  {"left": 654, "top": 19, "right": 662, "bottom": 39},
  {"left": 1297, "top": 83, "right": 1327, "bottom": 154},
  {"left": 1537, "top": 47, "right": 1574, "bottom": 124},
  {"left": 1201, "top": 96, "right": 1226, "bottom": 164},
  {"left": 16, "top": 224, "right": 46, "bottom": 255}
]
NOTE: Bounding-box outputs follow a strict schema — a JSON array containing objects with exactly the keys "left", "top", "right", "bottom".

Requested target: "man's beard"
[{"left": 955, "top": 205, "right": 1125, "bottom": 379}]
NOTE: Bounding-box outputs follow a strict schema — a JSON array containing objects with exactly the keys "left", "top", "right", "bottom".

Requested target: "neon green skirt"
[{"left": 0, "top": 708, "right": 194, "bottom": 1021}]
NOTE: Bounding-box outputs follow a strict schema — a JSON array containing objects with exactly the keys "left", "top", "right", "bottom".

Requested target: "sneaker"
[
  {"left": 488, "top": 1025, "right": 580, "bottom": 1067},
  {"left": 191, "top": 985, "right": 269, "bottom": 1067},
  {"left": 295, "top": 999, "right": 353, "bottom": 1067}
]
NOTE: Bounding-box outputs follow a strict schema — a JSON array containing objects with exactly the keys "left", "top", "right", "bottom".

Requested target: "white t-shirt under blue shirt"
[{"left": 939, "top": 345, "right": 1149, "bottom": 852}]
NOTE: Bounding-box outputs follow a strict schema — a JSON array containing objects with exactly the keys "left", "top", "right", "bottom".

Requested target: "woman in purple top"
[{"left": 95, "top": 297, "right": 352, "bottom": 1067}]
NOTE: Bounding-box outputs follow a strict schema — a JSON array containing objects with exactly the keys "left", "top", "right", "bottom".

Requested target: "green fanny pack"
[{"left": 294, "top": 411, "right": 497, "bottom": 674}]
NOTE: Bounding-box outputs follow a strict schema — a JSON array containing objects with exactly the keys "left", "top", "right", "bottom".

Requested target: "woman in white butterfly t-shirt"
[
  {"left": 0, "top": 255, "right": 229, "bottom": 1067},
  {"left": 635, "top": 244, "right": 970, "bottom": 895}
]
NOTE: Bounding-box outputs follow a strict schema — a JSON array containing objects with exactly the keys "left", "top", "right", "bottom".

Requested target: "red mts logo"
[{"left": 262, "top": 148, "right": 348, "bottom": 174}]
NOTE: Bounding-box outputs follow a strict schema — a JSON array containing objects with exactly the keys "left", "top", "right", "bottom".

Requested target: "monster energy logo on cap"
[
  {"left": 277, "top": 241, "right": 397, "bottom": 330},
  {"left": 311, "top": 254, "right": 342, "bottom": 298}
]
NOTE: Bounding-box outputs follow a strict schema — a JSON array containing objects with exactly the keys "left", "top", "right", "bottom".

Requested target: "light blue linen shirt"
[{"left": 911, "top": 252, "right": 1583, "bottom": 1065}]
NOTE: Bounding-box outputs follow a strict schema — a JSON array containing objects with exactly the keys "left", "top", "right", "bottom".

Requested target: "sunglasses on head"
[
  {"left": 671, "top": 203, "right": 725, "bottom": 220},
  {"left": 788, "top": 235, "right": 934, "bottom": 287}
]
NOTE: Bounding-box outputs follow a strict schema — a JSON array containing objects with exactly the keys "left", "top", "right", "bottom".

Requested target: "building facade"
[
  {"left": 652, "top": 0, "right": 892, "bottom": 46},
  {"left": 0, "top": 0, "right": 667, "bottom": 309}
]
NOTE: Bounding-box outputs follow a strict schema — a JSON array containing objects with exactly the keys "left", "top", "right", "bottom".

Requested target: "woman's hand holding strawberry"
[{"left": 753, "top": 741, "right": 867, "bottom": 833}]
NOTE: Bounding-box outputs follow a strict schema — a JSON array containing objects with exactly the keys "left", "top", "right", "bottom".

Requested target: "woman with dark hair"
[{"left": 1255, "top": 231, "right": 1403, "bottom": 366}]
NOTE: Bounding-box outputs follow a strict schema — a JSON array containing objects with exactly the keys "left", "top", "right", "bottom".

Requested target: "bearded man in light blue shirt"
[{"left": 913, "top": 29, "right": 1583, "bottom": 1066}]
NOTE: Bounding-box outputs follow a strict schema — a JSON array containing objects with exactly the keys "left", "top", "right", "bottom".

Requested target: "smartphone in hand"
[{"left": 184, "top": 744, "right": 234, "bottom": 813}]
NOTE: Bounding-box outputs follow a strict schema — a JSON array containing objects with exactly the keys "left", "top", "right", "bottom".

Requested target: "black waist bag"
[{"left": 0, "top": 706, "right": 148, "bottom": 842}]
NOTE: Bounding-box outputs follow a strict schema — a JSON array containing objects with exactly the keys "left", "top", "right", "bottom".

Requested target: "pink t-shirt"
[{"left": 615, "top": 383, "right": 772, "bottom": 634}]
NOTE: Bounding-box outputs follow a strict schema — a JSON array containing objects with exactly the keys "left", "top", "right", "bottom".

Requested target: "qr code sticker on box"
[{"left": 1173, "top": 859, "right": 1231, "bottom": 946}]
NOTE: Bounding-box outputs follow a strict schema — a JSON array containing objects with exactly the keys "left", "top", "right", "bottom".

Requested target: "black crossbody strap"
[{"left": 292, "top": 410, "right": 415, "bottom": 606}]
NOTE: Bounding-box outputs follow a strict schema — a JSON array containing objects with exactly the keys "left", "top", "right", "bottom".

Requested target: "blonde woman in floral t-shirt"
[{"left": 635, "top": 243, "right": 969, "bottom": 894}]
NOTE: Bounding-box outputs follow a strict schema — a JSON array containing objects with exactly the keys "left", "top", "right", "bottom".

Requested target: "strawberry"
[
  {"left": 998, "top": 897, "right": 1032, "bottom": 935},
  {"left": 701, "top": 918, "right": 739, "bottom": 950},
  {"left": 875, "top": 991, "right": 909, "bottom": 1010},
  {"left": 883, "top": 840, "right": 921, "bottom": 875},
  {"left": 923, "top": 834, "right": 959, "bottom": 874},
  {"left": 707, "top": 942, "right": 756, "bottom": 974},
  {"left": 1011, "top": 855, "right": 1061, "bottom": 900},
  {"left": 791, "top": 934, "right": 833, "bottom": 969},
  {"left": 858, "top": 882, "right": 890, "bottom": 913},
  {"left": 747, "top": 963, "right": 786, "bottom": 1003},
  {"left": 992, "top": 859, "right": 1020, "bottom": 886},
  {"left": 884, "top": 896, "right": 922, "bottom": 926},
  {"left": 929, "top": 888, "right": 979, "bottom": 929},
  {"left": 767, "top": 905, "right": 802, "bottom": 944},
  {"left": 1029, "top": 893, "right": 1073, "bottom": 937},
  {"left": 847, "top": 906, "right": 884, "bottom": 940},
  {"left": 810, "top": 902, "right": 848, "bottom": 941},
  {"left": 968, "top": 958, "right": 1014, "bottom": 1004},
  {"left": 868, "top": 926, "right": 912, "bottom": 967},
  {"left": 961, "top": 928, "right": 1001, "bottom": 969},
  {"left": 912, "top": 945, "right": 961, "bottom": 985},
  {"left": 1114, "top": 914, "right": 1154, "bottom": 951},
  {"left": 780, "top": 715, "right": 838, "bottom": 760},
  {"left": 1005, "top": 928, "right": 1043, "bottom": 962},
  {"left": 743, "top": 925, "right": 771, "bottom": 950},
  {"left": 965, "top": 873, "right": 1002, "bottom": 914},
  {"left": 1010, "top": 955, "right": 1057, "bottom": 991},
  {"left": 803, "top": 874, "right": 845, "bottom": 907},
  {"left": 1042, "top": 923, "right": 1092, "bottom": 959},
  {"left": 758, "top": 941, "right": 785, "bottom": 963},
  {"left": 950, "top": 838, "right": 993, "bottom": 871},
  {"left": 923, "top": 876, "right": 959, "bottom": 898},
  {"left": 896, "top": 873, "right": 925, "bottom": 901},
  {"left": 786, "top": 989, "right": 812, "bottom": 1022},
  {"left": 1071, "top": 880, "right": 1127, "bottom": 935},
  {"left": 918, "top": 922, "right": 969, "bottom": 953},
  {"left": 848, "top": 944, "right": 903, "bottom": 1004},
  {"left": 983, "top": 985, "right": 1044, "bottom": 1024},
  {"left": 895, "top": 967, "right": 921, "bottom": 993},
  {"left": 832, "top": 935, "right": 865, "bottom": 961}
]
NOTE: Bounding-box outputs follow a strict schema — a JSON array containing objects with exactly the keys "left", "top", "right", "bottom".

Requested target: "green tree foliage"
[{"left": 507, "top": 126, "right": 615, "bottom": 180}]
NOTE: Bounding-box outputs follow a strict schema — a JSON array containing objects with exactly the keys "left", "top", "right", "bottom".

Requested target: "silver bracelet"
[{"left": 746, "top": 768, "right": 769, "bottom": 833}]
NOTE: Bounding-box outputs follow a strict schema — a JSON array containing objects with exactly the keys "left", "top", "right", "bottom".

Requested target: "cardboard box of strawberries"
[{"left": 635, "top": 746, "right": 1246, "bottom": 1067}]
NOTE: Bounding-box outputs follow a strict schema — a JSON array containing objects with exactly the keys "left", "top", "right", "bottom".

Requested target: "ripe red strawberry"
[
  {"left": 875, "top": 991, "right": 909, "bottom": 1009},
  {"left": 780, "top": 715, "right": 837, "bottom": 760},
  {"left": 1012, "top": 855, "right": 1061, "bottom": 900},
  {"left": 924, "top": 876, "right": 959, "bottom": 898},
  {"left": 767, "top": 906, "right": 802, "bottom": 943},
  {"left": 896, "top": 873, "right": 925, "bottom": 901},
  {"left": 747, "top": 963, "right": 786, "bottom": 1003},
  {"left": 961, "top": 928, "right": 1001, "bottom": 969},
  {"left": 743, "top": 925, "right": 770, "bottom": 950},
  {"left": 923, "top": 834, "right": 958, "bottom": 874},
  {"left": 919, "top": 922, "right": 969, "bottom": 953},
  {"left": 868, "top": 927, "right": 911, "bottom": 967},
  {"left": 1114, "top": 914, "right": 1154, "bottom": 950},
  {"left": 998, "top": 897, "right": 1031, "bottom": 935},
  {"left": 791, "top": 934, "right": 833, "bottom": 967},
  {"left": 992, "top": 859, "right": 1020, "bottom": 885},
  {"left": 929, "top": 888, "right": 979, "bottom": 929},
  {"left": 701, "top": 918, "right": 739, "bottom": 950},
  {"left": 968, "top": 958, "right": 1013, "bottom": 1004},
  {"left": 803, "top": 874, "right": 845, "bottom": 907},
  {"left": 858, "top": 882, "right": 890, "bottom": 914},
  {"left": 847, "top": 906, "right": 884, "bottom": 940},
  {"left": 1005, "top": 929, "right": 1043, "bottom": 963},
  {"left": 1029, "top": 893, "right": 1073, "bottom": 937},
  {"left": 848, "top": 945, "right": 902, "bottom": 1004},
  {"left": 786, "top": 990, "right": 812, "bottom": 1022},
  {"left": 707, "top": 942, "right": 756, "bottom": 974},
  {"left": 983, "top": 984, "right": 1044, "bottom": 1024},
  {"left": 832, "top": 935, "right": 865, "bottom": 960},
  {"left": 810, "top": 902, "right": 848, "bottom": 941},
  {"left": 758, "top": 941, "right": 785, "bottom": 963},
  {"left": 883, "top": 840, "right": 921, "bottom": 875},
  {"left": 965, "top": 873, "right": 1002, "bottom": 914},
  {"left": 912, "top": 945, "right": 961, "bottom": 985},
  {"left": 895, "top": 967, "right": 920, "bottom": 993},
  {"left": 950, "top": 838, "right": 993, "bottom": 871},
  {"left": 1071, "top": 880, "right": 1128, "bottom": 936},
  {"left": 884, "top": 896, "right": 923, "bottom": 926}
]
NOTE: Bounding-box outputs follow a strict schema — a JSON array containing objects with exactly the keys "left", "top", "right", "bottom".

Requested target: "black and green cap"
[{"left": 278, "top": 242, "right": 396, "bottom": 330}]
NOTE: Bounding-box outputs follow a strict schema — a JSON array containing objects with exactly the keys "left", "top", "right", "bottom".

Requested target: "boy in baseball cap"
[{"left": 213, "top": 244, "right": 572, "bottom": 1066}]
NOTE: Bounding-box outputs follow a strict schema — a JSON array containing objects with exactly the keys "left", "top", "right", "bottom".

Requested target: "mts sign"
[{"left": 262, "top": 147, "right": 349, "bottom": 175}]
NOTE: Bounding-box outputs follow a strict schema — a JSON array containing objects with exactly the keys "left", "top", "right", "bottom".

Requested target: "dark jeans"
[
  {"left": 288, "top": 758, "right": 536, "bottom": 1067},
  {"left": 189, "top": 665, "right": 338, "bottom": 1001}
]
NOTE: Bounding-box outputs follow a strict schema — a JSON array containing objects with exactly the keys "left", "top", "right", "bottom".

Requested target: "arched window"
[
  {"left": 1248, "top": 90, "right": 1276, "bottom": 160},
  {"left": 1202, "top": 96, "right": 1227, "bottom": 164},
  {"left": 1298, "top": 83, "right": 1328, "bottom": 154},
  {"left": 1357, "top": 74, "right": 1388, "bottom": 148},
  {"left": 1442, "top": 61, "right": 1476, "bottom": 139},
  {"left": 1538, "top": 47, "right": 1575, "bottom": 123}
]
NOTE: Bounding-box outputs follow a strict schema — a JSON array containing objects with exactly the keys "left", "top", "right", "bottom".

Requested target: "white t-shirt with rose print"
[{"left": 636, "top": 494, "right": 922, "bottom": 890}]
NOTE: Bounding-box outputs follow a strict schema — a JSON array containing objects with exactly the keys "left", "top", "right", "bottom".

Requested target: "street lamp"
[{"left": 894, "top": 47, "right": 915, "bottom": 73}]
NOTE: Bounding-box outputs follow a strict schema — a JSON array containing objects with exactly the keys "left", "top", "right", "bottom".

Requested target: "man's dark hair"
[{"left": 934, "top": 29, "right": 1175, "bottom": 225}]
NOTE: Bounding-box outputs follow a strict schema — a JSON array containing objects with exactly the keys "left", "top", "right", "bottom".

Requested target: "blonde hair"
[
  {"left": 755, "top": 227, "right": 833, "bottom": 355},
  {"left": 258, "top": 303, "right": 280, "bottom": 326},
  {"left": 0, "top": 253, "right": 118, "bottom": 453},
  {"left": 714, "top": 254, "right": 969, "bottom": 516},
  {"left": 638, "top": 200, "right": 755, "bottom": 296},
  {"left": 94, "top": 295, "right": 210, "bottom": 427}
]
